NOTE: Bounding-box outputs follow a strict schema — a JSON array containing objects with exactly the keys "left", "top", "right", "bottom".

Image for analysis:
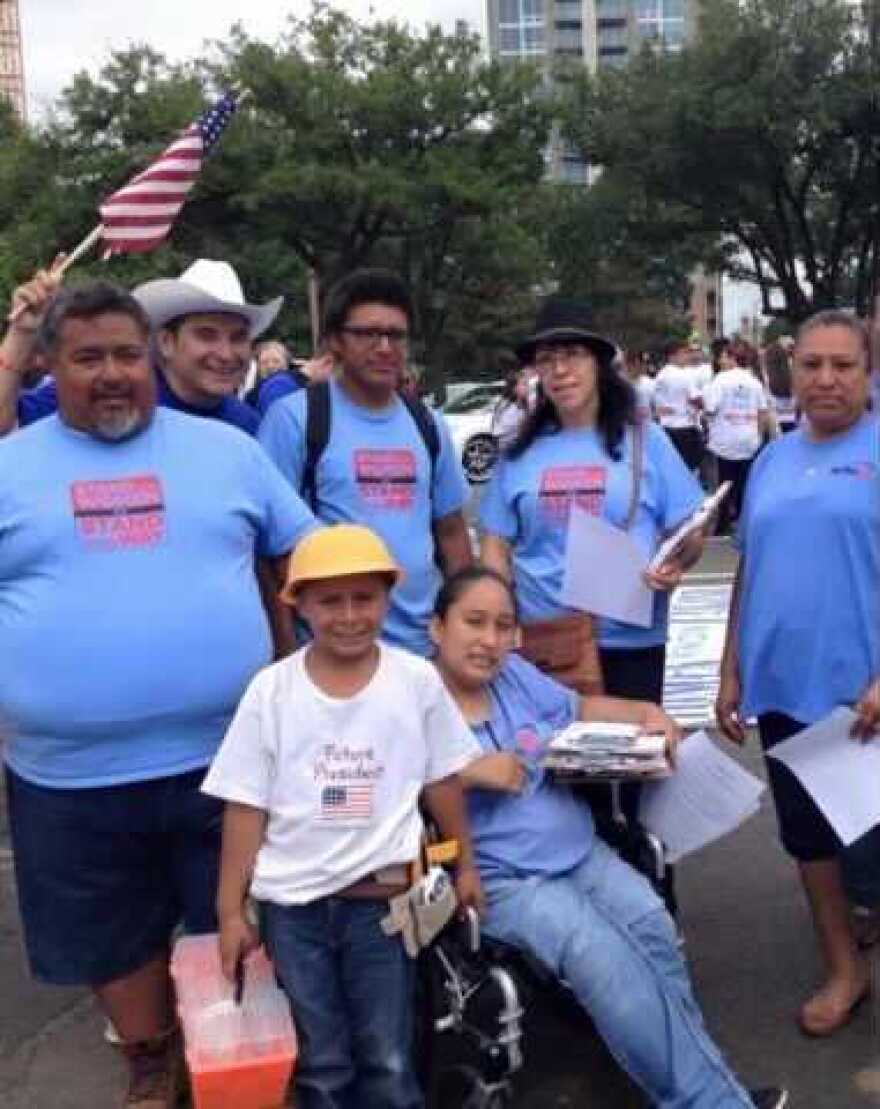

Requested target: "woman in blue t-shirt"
[
  {"left": 479, "top": 299, "right": 706, "bottom": 826},
  {"left": 430, "top": 565, "right": 785, "bottom": 1109},
  {"left": 717, "top": 310, "right": 880, "bottom": 1038}
]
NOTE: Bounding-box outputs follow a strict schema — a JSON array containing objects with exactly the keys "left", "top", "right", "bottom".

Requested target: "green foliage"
[
  {"left": 543, "top": 174, "right": 715, "bottom": 350},
  {"left": 561, "top": 0, "right": 880, "bottom": 321},
  {"left": 0, "top": 9, "right": 559, "bottom": 374}
]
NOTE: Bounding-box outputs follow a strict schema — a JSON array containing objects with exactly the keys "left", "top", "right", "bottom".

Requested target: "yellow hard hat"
[{"left": 281, "top": 524, "right": 402, "bottom": 605}]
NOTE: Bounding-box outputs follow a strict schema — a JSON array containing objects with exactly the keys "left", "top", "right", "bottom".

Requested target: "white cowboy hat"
[{"left": 133, "top": 259, "right": 283, "bottom": 340}]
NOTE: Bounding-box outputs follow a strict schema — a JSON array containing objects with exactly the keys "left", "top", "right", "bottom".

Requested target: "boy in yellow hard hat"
[{"left": 202, "top": 524, "right": 482, "bottom": 1109}]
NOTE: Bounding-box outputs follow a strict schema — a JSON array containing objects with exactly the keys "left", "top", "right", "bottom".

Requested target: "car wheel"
[{"left": 462, "top": 433, "right": 499, "bottom": 484}]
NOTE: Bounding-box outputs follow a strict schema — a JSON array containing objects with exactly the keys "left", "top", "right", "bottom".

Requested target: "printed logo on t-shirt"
[
  {"left": 320, "top": 784, "right": 374, "bottom": 822},
  {"left": 314, "top": 742, "right": 385, "bottom": 826},
  {"left": 70, "top": 475, "right": 165, "bottom": 549},
  {"left": 828, "top": 462, "right": 877, "bottom": 480},
  {"left": 538, "top": 465, "right": 606, "bottom": 524},
  {"left": 354, "top": 449, "right": 416, "bottom": 511},
  {"left": 514, "top": 726, "right": 542, "bottom": 755}
]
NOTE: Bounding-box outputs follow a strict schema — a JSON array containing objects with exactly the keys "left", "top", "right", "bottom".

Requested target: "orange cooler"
[{"left": 171, "top": 934, "right": 297, "bottom": 1109}]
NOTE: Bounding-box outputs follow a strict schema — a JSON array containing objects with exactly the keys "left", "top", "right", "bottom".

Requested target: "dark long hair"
[
  {"left": 434, "top": 565, "right": 519, "bottom": 622},
  {"left": 508, "top": 349, "right": 637, "bottom": 461}
]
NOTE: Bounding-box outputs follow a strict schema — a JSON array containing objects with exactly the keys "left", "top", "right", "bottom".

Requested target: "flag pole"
[
  {"left": 7, "top": 224, "right": 105, "bottom": 323},
  {"left": 57, "top": 223, "right": 104, "bottom": 275}
]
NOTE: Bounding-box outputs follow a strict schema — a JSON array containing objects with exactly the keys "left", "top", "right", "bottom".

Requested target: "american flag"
[
  {"left": 99, "top": 92, "right": 240, "bottom": 256},
  {"left": 319, "top": 784, "right": 374, "bottom": 822}
]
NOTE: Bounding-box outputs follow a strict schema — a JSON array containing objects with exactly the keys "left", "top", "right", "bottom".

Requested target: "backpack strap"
[
  {"left": 302, "top": 381, "right": 331, "bottom": 513},
  {"left": 302, "top": 383, "right": 440, "bottom": 513},
  {"left": 399, "top": 392, "right": 441, "bottom": 486},
  {"left": 624, "top": 419, "right": 645, "bottom": 532}
]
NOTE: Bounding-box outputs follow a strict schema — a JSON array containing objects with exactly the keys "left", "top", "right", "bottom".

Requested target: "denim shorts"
[{"left": 5, "top": 765, "right": 222, "bottom": 986}]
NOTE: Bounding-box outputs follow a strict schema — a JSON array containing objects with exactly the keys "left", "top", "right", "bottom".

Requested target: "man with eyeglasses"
[{"left": 259, "top": 268, "right": 473, "bottom": 656}]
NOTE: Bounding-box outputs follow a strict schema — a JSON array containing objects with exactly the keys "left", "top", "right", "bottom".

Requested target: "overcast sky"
[{"left": 21, "top": 0, "right": 482, "bottom": 118}]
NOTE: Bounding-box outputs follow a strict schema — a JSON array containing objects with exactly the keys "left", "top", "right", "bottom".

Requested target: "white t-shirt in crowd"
[
  {"left": 633, "top": 375, "right": 656, "bottom": 423},
  {"left": 702, "top": 368, "right": 768, "bottom": 460},
  {"left": 202, "top": 643, "right": 480, "bottom": 905},
  {"left": 691, "top": 362, "right": 713, "bottom": 393},
  {"left": 652, "top": 364, "right": 700, "bottom": 429}
]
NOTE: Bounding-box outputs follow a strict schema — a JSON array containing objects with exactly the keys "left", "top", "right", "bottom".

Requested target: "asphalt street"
[{"left": 1, "top": 538, "right": 878, "bottom": 1108}]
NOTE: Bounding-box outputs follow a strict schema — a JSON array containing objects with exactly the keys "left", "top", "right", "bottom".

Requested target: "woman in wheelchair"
[{"left": 430, "top": 565, "right": 787, "bottom": 1109}]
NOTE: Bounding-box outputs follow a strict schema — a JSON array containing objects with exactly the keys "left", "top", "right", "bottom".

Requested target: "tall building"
[
  {"left": 486, "top": 0, "right": 696, "bottom": 181},
  {"left": 0, "top": 0, "right": 25, "bottom": 121}
]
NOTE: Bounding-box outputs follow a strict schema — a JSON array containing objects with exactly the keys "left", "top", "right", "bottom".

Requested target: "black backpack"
[{"left": 301, "top": 381, "right": 440, "bottom": 512}]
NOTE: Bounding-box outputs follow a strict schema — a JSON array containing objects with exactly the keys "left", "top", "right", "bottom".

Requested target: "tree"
[
  {"left": 209, "top": 6, "right": 555, "bottom": 371},
  {"left": 562, "top": 0, "right": 880, "bottom": 321},
  {"left": 0, "top": 9, "right": 555, "bottom": 376},
  {"left": 542, "top": 173, "right": 715, "bottom": 349}
]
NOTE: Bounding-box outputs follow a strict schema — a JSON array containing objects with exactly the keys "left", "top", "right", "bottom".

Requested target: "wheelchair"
[{"left": 419, "top": 787, "right": 670, "bottom": 1108}]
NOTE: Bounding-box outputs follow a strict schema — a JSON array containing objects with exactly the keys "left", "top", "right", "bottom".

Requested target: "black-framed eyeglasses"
[{"left": 341, "top": 325, "right": 410, "bottom": 347}]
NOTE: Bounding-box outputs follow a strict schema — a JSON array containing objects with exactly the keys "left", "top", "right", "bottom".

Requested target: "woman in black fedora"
[{"left": 479, "top": 298, "right": 707, "bottom": 824}]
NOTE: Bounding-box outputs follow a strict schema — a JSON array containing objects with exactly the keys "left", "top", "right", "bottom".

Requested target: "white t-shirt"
[
  {"left": 691, "top": 362, "right": 713, "bottom": 393},
  {"left": 652, "top": 364, "right": 699, "bottom": 429},
  {"left": 202, "top": 643, "right": 480, "bottom": 905},
  {"left": 633, "top": 375, "right": 656, "bottom": 423},
  {"left": 702, "top": 368, "right": 768, "bottom": 460}
]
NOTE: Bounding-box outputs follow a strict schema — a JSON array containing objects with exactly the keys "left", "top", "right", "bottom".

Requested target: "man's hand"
[
  {"left": 454, "top": 864, "right": 485, "bottom": 917},
  {"left": 218, "top": 911, "right": 260, "bottom": 982},
  {"left": 716, "top": 668, "right": 746, "bottom": 745},
  {"left": 637, "top": 702, "right": 683, "bottom": 766},
  {"left": 851, "top": 677, "right": 880, "bottom": 741},
  {"left": 7, "top": 256, "right": 65, "bottom": 337}
]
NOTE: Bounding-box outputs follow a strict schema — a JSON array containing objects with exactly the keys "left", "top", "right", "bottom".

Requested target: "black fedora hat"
[{"left": 516, "top": 297, "right": 617, "bottom": 365}]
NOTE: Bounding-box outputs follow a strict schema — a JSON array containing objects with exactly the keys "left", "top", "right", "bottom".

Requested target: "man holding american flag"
[{"left": 0, "top": 92, "right": 278, "bottom": 438}]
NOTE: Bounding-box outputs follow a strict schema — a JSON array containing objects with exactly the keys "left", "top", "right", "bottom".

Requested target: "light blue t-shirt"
[
  {"left": 258, "top": 379, "right": 469, "bottom": 655},
  {"left": 467, "top": 654, "right": 595, "bottom": 880},
  {"left": 479, "top": 423, "right": 703, "bottom": 648},
  {"left": 737, "top": 414, "right": 880, "bottom": 724},
  {"left": 0, "top": 408, "right": 316, "bottom": 789}
]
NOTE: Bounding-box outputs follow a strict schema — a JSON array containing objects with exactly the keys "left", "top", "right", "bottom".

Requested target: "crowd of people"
[{"left": 0, "top": 252, "right": 877, "bottom": 1109}]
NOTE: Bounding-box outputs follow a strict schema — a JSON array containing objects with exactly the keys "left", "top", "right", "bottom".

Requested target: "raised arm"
[{"left": 0, "top": 261, "right": 63, "bottom": 435}]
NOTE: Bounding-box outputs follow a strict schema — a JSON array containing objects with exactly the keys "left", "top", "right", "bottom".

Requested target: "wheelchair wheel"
[{"left": 435, "top": 1064, "right": 512, "bottom": 1109}]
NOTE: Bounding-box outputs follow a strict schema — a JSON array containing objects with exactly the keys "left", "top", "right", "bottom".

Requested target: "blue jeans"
[
  {"left": 260, "top": 898, "right": 422, "bottom": 1109},
  {"left": 482, "top": 840, "right": 753, "bottom": 1108}
]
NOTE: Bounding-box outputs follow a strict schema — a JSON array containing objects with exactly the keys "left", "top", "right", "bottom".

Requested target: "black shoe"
[{"left": 750, "top": 1089, "right": 789, "bottom": 1109}]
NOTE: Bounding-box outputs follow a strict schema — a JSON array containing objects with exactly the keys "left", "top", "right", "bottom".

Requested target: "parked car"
[{"left": 440, "top": 381, "right": 505, "bottom": 484}]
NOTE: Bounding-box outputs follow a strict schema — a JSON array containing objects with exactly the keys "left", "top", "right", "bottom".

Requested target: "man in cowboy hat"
[{"left": 0, "top": 259, "right": 281, "bottom": 436}]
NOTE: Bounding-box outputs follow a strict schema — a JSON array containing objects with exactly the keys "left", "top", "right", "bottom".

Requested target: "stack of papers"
[
  {"left": 639, "top": 730, "right": 765, "bottom": 862},
  {"left": 542, "top": 721, "right": 670, "bottom": 781},
  {"left": 662, "top": 583, "right": 732, "bottom": 728}
]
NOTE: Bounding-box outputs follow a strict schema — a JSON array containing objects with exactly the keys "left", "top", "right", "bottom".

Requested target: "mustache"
[{"left": 91, "top": 388, "right": 134, "bottom": 400}]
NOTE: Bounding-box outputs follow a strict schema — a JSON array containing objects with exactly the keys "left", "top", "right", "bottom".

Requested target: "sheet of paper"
[
  {"left": 639, "top": 730, "right": 765, "bottom": 862},
  {"left": 560, "top": 506, "right": 653, "bottom": 629},
  {"left": 767, "top": 707, "right": 880, "bottom": 846}
]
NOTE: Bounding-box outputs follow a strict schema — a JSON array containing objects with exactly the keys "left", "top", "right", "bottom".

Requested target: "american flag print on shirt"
[
  {"left": 99, "top": 93, "right": 239, "bottom": 255},
  {"left": 319, "top": 784, "right": 375, "bottom": 823}
]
